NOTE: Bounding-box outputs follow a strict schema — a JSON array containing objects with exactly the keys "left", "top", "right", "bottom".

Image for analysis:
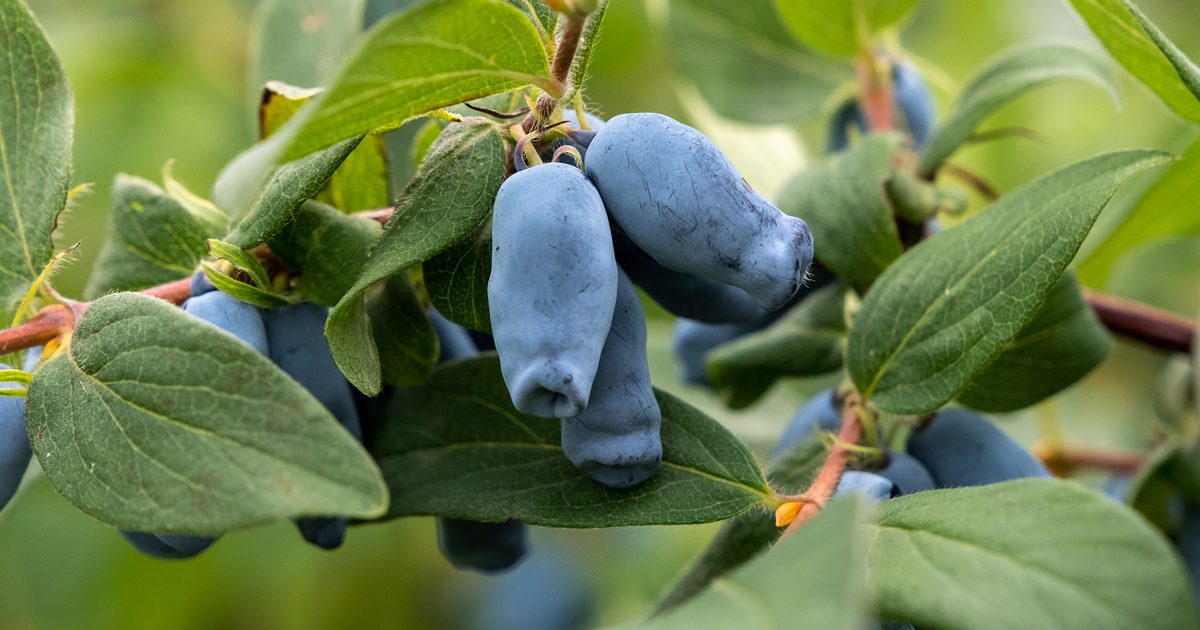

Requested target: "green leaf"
[
  {"left": 848, "top": 150, "right": 1170, "bottom": 415},
  {"left": 1069, "top": 0, "right": 1200, "bottom": 123},
  {"left": 366, "top": 275, "right": 437, "bottom": 387},
  {"left": 267, "top": 200, "right": 382, "bottom": 307},
  {"left": 869, "top": 480, "right": 1200, "bottom": 630},
  {"left": 667, "top": 0, "right": 851, "bottom": 124},
  {"left": 205, "top": 239, "right": 272, "bottom": 289},
  {"left": 422, "top": 218, "right": 492, "bottom": 332},
  {"left": 779, "top": 134, "right": 906, "bottom": 292},
  {"left": 259, "top": 82, "right": 391, "bottom": 212},
  {"left": 1080, "top": 136, "right": 1200, "bottom": 285},
  {"left": 772, "top": 0, "right": 919, "bottom": 58},
  {"left": 369, "top": 355, "right": 772, "bottom": 527},
  {"left": 251, "top": 0, "right": 365, "bottom": 91},
  {"left": 0, "top": 0, "right": 73, "bottom": 319},
  {"left": 200, "top": 262, "right": 290, "bottom": 308},
  {"left": 655, "top": 434, "right": 828, "bottom": 613},
  {"left": 224, "top": 136, "right": 364, "bottom": 247},
  {"left": 25, "top": 293, "right": 388, "bottom": 534},
  {"left": 707, "top": 282, "right": 845, "bottom": 409},
  {"left": 327, "top": 118, "right": 506, "bottom": 394},
  {"left": 505, "top": 0, "right": 557, "bottom": 40},
  {"left": 280, "top": 0, "right": 552, "bottom": 161},
  {"left": 957, "top": 273, "right": 1111, "bottom": 412},
  {"left": 918, "top": 42, "right": 1118, "bottom": 176},
  {"left": 640, "top": 497, "right": 872, "bottom": 630},
  {"left": 85, "top": 175, "right": 226, "bottom": 297}
]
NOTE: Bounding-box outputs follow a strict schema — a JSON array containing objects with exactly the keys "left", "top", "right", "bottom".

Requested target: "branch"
[
  {"left": 0, "top": 277, "right": 193, "bottom": 355},
  {"left": 1033, "top": 440, "right": 1145, "bottom": 476},
  {"left": 1085, "top": 288, "right": 1195, "bottom": 355},
  {"left": 778, "top": 391, "right": 864, "bottom": 538}
]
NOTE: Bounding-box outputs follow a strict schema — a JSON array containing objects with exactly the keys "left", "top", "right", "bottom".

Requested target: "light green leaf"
[
  {"left": 918, "top": 42, "right": 1118, "bottom": 176},
  {"left": 0, "top": 0, "right": 73, "bottom": 319},
  {"left": 224, "top": 136, "right": 364, "bottom": 247},
  {"left": 369, "top": 355, "right": 772, "bottom": 527},
  {"left": 366, "top": 275, "right": 437, "bottom": 387},
  {"left": 1080, "top": 136, "right": 1200, "bottom": 285},
  {"left": 772, "top": 0, "right": 919, "bottom": 58},
  {"left": 869, "top": 480, "right": 1200, "bottom": 630},
  {"left": 667, "top": 0, "right": 851, "bottom": 124},
  {"left": 280, "top": 0, "right": 552, "bottom": 161},
  {"left": 957, "top": 273, "right": 1111, "bottom": 412},
  {"left": 779, "top": 133, "right": 906, "bottom": 292},
  {"left": 259, "top": 82, "right": 391, "bottom": 212},
  {"left": 251, "top": 0, "right": 364, "bottom": 92},
  {"left": 641, "top": 496, "right": 872, "bottom": 630},
  {"left": 422, "top": 218, "right": 492, "bottom": 333},
  {"left": 25, "top": 293, "right": 388, "bottom": 534},
  {"left": 85, "top": 175, "right": 225, "bottom": 297},
  {"left": 848, "top": 150, "right": 1169, "bottom": 415},
  {"left": 327, "top": 118, "right": 506, "bottom": 394},
  {"left": 655, "top": 433, "right": 828, "bottom": 613},
  {"left": 707, "top": 282, "right": 845, "bottom": 410},
  {"left": 200, "top": 262, "right": 290, "bottom": 308},
  {"left": 505, "top": 0, "right": 556, "bottom": 37},
  {"left": 267, "top": 200, "right": 382, "bottom": 306},
  {"left": 1069, "top": 0, "right": 1200, "bottom": 123},
  {"left": 206, "top": 239, "right": 272, "bottom": 289}
]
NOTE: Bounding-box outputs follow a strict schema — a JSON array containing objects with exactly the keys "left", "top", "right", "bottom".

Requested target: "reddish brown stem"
[
  {"left": 1036, "top": 441, "right": 1146, "bottom": 476},
  {"left": 357, "top": 207, "right": 394, "bottom": 226},
  {"left": 856, "top": 57, "right": 894, "bottom": 132},
  {"left": 781, "top": 392, "right": 865, "bottom": 538},
  {"left": 1085, "top": 289, "right": 1195, "bottom": 355},
  {"left": 0, "top": 278, "right": 194, "bottom": 356}
]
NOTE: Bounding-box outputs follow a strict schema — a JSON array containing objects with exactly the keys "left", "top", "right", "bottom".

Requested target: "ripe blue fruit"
[
  {"left": 585, "top": 112, "right": 814, "bottom": 311},
  {"left": 834, "top": 471, "right": 894, "bottom": 503},
  {"left": 189, "top": 270, "right": 216, "bottom": 297},
  {"left": 561, "top": 270, "right": 662, "bottom": 489},
  {"left": 892, "top": 62, "right": 936, "bottom": 148},
  {"left": 826, "top": 62, "right": 936, "bottom": 150},
  {"left": 428, "top": 309, "right": 477, "bottom": 362},
  {"left": 876, "top": 451, "right": 936, "bottom": 497},
  {"left": 182, "top": 290, "right": 269, "bottom": 355},
  {"left": 120, "top": 531, "right": 216, "bottom": 560},
  {"left": 614, "top": 232, "right": 763, "bottom": 324},
  {"left": 437, "top": 518, "right": 528, "bottom": 574},
  {"left": 907, "top": 409, "right": 1050, "bottom": 487},
  {"left": 468, "top": 548, "right": 593, "bottom": 630},
  {"left": 0, "top": 350, "right": 41, "bottom": 514},
  {"left": 262, "top": 302, "right": 363, "bottom": 550},
  {"left": 771, "top": 389, "right": 841, "bottom": 458},
  {"left": 489, "top": 162, "right": 617, "bottom": 419}
]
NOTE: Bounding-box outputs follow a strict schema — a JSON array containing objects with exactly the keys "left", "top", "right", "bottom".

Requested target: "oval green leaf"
[
  {"left": 772, "top": 0, "right": 919, "bottom": 58},
  {"left": 848, "top": 150, "right": 1170, "bottom": 415},
  {"left": 918, "top": 42, "right": 1118, "bottom": 176},
  {"left": 869, "top": 480, "right": 1200, "bottom": 630},
  {"left": 1070, "top": 0, "right": 1200, "bottom": 123},
  {"left": 0, "top": 0, "right": 74, "bottom": 319},
  {"left": 368, "top": 355, "right": 771, "bottom": 527},
  {"left": 26, "top": 293, "right": 388, "bottom": 534}
]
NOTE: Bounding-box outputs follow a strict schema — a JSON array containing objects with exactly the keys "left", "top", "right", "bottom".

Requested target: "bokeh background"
[{"left": 2, "top": 0, "right": 1200, "bottom": 627}]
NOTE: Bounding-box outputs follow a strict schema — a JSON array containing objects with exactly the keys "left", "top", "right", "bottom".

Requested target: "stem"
[
  {"left": 521, "top": 14, "right": 587, "bottom": 132},
  {"left": 940, "top": 163, "right": 999, "bottom": 201},
  {"left": 780, "top": 392, "right": 865, "bottom": 538},
  {"left": 1084, "top": 289, "right": 1194, "bottom": 355},
  {"left": 1034, "top": 440, "right": 1145, "bottom": 475},
  {"left": 856, "top": 55, "right": 894, "bottom": 132},
  {"left": 0, "top": 277, "right": 193, "bottom": 355}
]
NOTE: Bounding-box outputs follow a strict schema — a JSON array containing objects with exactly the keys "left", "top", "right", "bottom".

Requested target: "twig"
[
  {"left": 1033, "top": 440, "right": 1145, "bottom": 476},
  {"left": 779, "top": 392, "right": 865, "bottom": 538},
  {"left": 1084, "top": 289, "right": 1194, "bottom": 355},
  {"left": 940, "top": 163, "right": 999, "bottom": 201},
  {"left": 856, "top": 56, "right": 894, "bottom": 132}
]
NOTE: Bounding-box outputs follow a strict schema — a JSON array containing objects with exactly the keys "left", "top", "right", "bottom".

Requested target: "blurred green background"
[{"left": 3, "top": 0, "right": 1200, "bottom": 627}]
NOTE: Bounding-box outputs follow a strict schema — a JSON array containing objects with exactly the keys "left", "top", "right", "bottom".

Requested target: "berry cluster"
[{"left": 490, "top": 111, "right": 815, "bottom": 489}]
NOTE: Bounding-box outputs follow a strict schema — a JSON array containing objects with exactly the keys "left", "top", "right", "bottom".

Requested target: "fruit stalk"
[
  {"left": 856, "top": 55, "right": 895, "bottom": 132},
  {"left": 521, "top": 13, "right": 588, "bottom": 132}
]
